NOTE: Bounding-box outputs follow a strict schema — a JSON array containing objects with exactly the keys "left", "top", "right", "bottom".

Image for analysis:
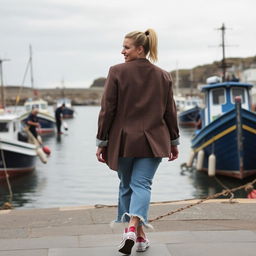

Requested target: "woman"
[{"left": 96, "top": 28, "right": 179, "bottom": 254}]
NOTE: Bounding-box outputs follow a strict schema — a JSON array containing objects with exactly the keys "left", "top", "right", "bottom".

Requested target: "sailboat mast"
[
  {"left": 175, "top": 61, "right": 179, "bottom": 95},
  {"left": 219, "top": 23, "right": 227, "bottom": 81},
  {"left": 29, "top": 45, "right": 34, "bottom": 89},
  {"left": 0, "top": 59, "right": 10, "bottom": 108}
]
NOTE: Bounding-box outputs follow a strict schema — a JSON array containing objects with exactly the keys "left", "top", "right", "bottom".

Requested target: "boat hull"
[
  {"left": 178, "top": 106, "right": 200, "bottom": 127},
  {"left": 19, "top": 111, "right": 56, "bottom": 135},
  {"left": 192, "top": 108, "right": 256, "bottom": 179},
  {"left": 62, "top": 107, "right": 74, "bottom": 119},
  {"left": 0, "top": 139, "right": 37, "bottom": 179}
]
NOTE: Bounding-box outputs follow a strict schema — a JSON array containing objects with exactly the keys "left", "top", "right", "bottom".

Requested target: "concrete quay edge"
[{"left": 0, "top": 199, "right": 256, "bottom": 255}]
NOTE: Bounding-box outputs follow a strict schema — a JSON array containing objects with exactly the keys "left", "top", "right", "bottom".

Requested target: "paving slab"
[
  {"left": 0, "top": 236, "right": 79, "bottom": 250},
  {"left": 167, "top": 242, "right": 256, "bottom": 256},
  {"left": 190, "top": 230, "right": 256, "bottom": 242},
  {"left": 0, "top": 249, "right": 48, "bottom": 256},
  {"left": 30, "top": 223, "right": 112, "bottom": 238},
  {"left": 48, "top": 244, "right": 171, "bottom": 256}
]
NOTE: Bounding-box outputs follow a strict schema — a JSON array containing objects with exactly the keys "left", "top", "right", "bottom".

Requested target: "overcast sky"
[{"left": 0, "top": 0, "right": 255, "bottom": 88}]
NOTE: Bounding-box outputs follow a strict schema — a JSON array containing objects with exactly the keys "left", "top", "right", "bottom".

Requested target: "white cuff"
[
  {"left": 96, "top": 138, "right": 108, "bottom": 147},
  {"left": 171, "top": 137, "right": 180, "bottom": 146}
]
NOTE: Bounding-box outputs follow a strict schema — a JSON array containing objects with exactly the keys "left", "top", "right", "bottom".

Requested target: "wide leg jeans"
[{"left": 116, "top": 157, "right": 162, "bottom": 227}]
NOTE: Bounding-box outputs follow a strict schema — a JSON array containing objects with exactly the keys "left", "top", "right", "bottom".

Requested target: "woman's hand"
[
  {"left": 168, "top": 145, "right": 179, "bottom": 161},
  {"left": 96, "top": 147, "right": 106, "bottom": 163}
]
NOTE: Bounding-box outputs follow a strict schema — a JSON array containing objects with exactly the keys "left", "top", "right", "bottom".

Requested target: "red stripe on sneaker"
[{"left": 137, "top": 237, "right": 146, "bottom": 242}]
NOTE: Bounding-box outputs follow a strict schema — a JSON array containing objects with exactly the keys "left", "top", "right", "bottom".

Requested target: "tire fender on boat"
[{"left": 208, "top": 154, "right": 216, "bottom": 177}]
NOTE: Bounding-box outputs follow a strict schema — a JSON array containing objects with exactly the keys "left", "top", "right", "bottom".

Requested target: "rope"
[
  {"left": 0, "top": 144, "right": 13, "bottom": 210},
  {"left": 214, "top": 176, "right": 235, "bottom": 203},
  {"left": 148, "top": 177, "right": 256, "bottom": 223}
]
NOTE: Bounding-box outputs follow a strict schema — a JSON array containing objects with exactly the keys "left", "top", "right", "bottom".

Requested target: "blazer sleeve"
[
  {"left": 164, "top": 78, "right": 180, "bottom": 146},
  {"left": 96, "top": 67, "right": 118, "bottom": 146}
]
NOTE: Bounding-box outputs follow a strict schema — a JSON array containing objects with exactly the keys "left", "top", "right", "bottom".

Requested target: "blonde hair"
[{"left": 125, "top": 28, "right": 158, "bottom": 62}]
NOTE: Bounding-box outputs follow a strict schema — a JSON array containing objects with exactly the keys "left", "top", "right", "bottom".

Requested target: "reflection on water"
[
  {"left": 0, "top": 171, "right": 39, "bottom": 207},
  {"left": 0, "top": 107, "right": 255, "bottom": 209}
]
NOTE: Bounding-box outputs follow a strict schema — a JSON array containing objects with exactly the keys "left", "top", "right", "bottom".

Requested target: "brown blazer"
[{"left": 97, "top": 58, "right": 179, "bottom": 170}]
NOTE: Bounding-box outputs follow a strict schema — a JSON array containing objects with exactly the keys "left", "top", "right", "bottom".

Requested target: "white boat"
[
  {"left": 19, "top": 98, "right": 56, "bottom": 135},
  {"left": 174, "top": 95, "right": 202, "bottom": 112},
  {"left": 0, "top": 111, "right": 37, "bottom": 179}
]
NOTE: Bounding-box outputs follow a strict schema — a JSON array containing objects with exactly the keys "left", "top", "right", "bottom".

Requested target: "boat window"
[
  {"left": 231, "top": 87, "right": 245, "bottom": 103},
  {"left": 212, "top": 88, "right": 225, "bottom": 105},
  {"left": 41, "top": 104, "right": 47, "bottom": 110},
  {"left": 25, "top": 105, "right": 31, "bottom": 112},
  {"left": 0, "top": 122, "right": 9, "bottom": 132},
  {"left": 32, "top": 104, "right": 40, "bottom": 109}
]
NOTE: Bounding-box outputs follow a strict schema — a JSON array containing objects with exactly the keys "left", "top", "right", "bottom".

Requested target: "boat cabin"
[
  {"left": 174, "top": 95, "right": 202, "bottom": 112},
  {"left": 24, "top": 99, "right": 48, "bottom": 113},
  {"left": 201, "top": 81, "right": 253, "bottom": 126},
  {"left": 56, "top": 98, "right": 72, "bottom": 108},
  {"left": 0, "top": 113, "right": 20, "bottom": 141}
]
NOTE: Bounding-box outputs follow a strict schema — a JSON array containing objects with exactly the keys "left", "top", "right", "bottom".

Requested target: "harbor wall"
[{"left": 3, "top": 86, "right": 104, "bottom": 106}]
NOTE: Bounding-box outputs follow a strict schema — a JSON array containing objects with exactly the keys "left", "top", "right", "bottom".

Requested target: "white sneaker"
[
  {"left": 118, "top": 227, "right": 137, "bottom": 255},
  {"left": 136, "top": 236, "right": 150, "bottom": 252}
]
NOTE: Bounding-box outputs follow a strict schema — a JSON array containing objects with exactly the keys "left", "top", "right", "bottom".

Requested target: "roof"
[
  {"left": 201, "top": 82, "right": 253, "bottom": 91},
  {"left": 24, "top": 98, "right": 47, "bottom": 105},
  {"left": 0, "top": 112, "right": 18, "bottom": 121}
]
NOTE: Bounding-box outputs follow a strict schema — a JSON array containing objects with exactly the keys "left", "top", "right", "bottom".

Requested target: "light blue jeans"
[{"left": 116, "top": 157, "right": 162, "bottom": 227}]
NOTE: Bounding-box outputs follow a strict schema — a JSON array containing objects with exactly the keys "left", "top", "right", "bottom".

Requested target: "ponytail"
[
  {"left": 144, "top": 29, "right": 158, "bottom": 62},
  {"left": 125, "top": 28, "right": 158, "bottom": 62}
]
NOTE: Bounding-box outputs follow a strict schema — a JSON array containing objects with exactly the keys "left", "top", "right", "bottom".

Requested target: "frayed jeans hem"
[{"left": 111, "top": 212, "right": 154, "bottom": 229}]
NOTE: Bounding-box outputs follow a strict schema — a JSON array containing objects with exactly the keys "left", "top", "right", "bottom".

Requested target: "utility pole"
[{"left": 0, "top": 58, "right": 10, "bottom": 108}]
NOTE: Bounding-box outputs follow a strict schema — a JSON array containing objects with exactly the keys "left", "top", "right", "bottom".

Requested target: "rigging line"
[
  {"left": 14, "top": 57, "right": 31, "bottom": 113},
  {"left": 0, "top": 143, "right": 13, "bottom": 206}
]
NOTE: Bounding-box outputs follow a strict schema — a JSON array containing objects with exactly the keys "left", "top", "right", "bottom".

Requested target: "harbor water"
[{"left": 0, "top": 106, "right": 252, "bottom": 209}]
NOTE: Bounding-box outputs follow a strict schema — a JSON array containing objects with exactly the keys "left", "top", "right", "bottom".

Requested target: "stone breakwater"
[{"left": 3, "top": 86, "right": 104, "bottom": 106}]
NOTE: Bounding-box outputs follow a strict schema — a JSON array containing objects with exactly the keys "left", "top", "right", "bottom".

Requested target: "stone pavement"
[{"left": 0, "top": 199, "right": 256, "bottom": 255}]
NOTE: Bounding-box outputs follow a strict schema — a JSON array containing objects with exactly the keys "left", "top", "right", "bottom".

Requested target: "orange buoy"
[
  {"left": 245, "top": 185, "right": 256, "bottom": 199},
  {"left": 247, "top": 190, "right": 256, "bottom": 199},
  {"left": 42, "top": 146, "right": 51, "bottom": 155}
]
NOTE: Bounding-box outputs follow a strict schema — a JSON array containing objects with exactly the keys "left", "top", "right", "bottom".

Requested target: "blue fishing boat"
[
  {"left": 56, "top": 98, "right": 74, "bottom": 118},
  {"left": 191, "top": 78, "right": 256, "bottom": 179}
]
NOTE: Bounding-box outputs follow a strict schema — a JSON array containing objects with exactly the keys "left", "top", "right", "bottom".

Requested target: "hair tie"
[{"left": 145, "top": 31, "right": 149, "bottom": 36}]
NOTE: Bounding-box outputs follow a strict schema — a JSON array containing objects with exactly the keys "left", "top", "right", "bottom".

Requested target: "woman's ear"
[{"left": 137, "top": 45, "right": 144, "bottom": 55}]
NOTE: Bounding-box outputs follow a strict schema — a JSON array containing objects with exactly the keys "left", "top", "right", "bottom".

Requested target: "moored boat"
[
  {"left": 0, "top": 112, "right": 37, "bottom": 179},
  {"left": 19, "top": 98, "right": 56, "bottom": 135},
  {"left": 178, "top": 105, "right": 201, "bottom": 128},
  {"left": 56, "top": 98, "right": 74, "bottom": 118},
  {"left": 191, "top": 79, "right": 256, "bottom": 179}
]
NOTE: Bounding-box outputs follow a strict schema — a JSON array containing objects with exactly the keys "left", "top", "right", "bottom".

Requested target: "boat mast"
[
  {"left": 218, "top": 23, "right": 227, "bottom": 82},
  {"left": 175, "top": 61, "right": 180, "bottom": 95},
  {"left": 0, "top": 58, "right": 10, "bottom": 108},
  {"left": 29, "top": 45, "right": 34, "bottom": 89},
  {"left": 61, "top": 78, "right": 65, "bottom": 98}
]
